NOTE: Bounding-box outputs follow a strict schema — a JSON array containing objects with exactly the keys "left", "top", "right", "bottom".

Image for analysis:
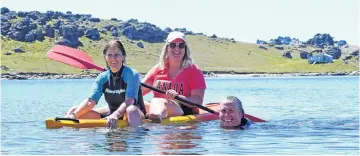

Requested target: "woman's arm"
[
  {"left": 112, "top": 67, "right": 141, "bottom": 117},
  {"left": 77, "top": 72, "right": 104, "bottom": 116},
  {"left": 66, "top": 72, "right": 106, "bottom": 119},
  {"left": 106, "top": 97, "right": 134, "bottom": 128},
  {"left": 176, "top": 89, "right": 205, "bottom": 108},
  {"left": 175, "top": 65, "right": 206, "bottom": 108},
  {"left": 110, "top": 97, "right": 134, "bottom": 118},
  {"left": 70, "top": 98, "right": 97, "bottom": 118}
]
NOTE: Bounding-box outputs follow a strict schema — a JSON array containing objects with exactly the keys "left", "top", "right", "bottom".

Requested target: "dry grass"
[{"left": 1, "top": 34, "right": 358, "bottom": 74}]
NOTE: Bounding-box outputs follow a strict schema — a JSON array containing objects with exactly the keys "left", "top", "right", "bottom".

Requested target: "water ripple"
[{"left": 1, "top": 77, "right": 359, "bottom": 154}]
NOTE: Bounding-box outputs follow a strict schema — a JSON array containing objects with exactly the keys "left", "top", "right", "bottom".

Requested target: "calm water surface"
[{"left": 1, "top": 76, "right": 359, "bottom": 154}]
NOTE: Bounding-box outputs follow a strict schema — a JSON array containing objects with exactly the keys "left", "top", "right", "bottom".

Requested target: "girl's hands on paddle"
[{"left": 165, "top": 89, "right": 179, "bottom": 100}]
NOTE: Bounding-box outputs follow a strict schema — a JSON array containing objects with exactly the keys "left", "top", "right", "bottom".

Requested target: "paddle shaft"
[{"left": 140, "top": 83, "right": 217, "bottom": 114}]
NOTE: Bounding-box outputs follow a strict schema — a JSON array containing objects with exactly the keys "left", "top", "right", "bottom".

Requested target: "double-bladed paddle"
[{"left": 47, "top": 45, "right": 266, "bottom": 122}]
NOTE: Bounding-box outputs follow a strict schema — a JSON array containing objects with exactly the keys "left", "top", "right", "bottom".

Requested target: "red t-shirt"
[{"left": 145, "top": 64, "right": 206, "bottom": 98}]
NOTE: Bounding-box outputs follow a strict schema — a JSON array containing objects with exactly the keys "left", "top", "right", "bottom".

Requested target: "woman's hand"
[
  {"left": 64, "top": 112, "right": 77, "bottom": 119},
  {"left": 106, "top": 113, "right": 122, "bottom": 128},
  {"left": 165, "top": 89, "right": 179, "bottom": 100}
]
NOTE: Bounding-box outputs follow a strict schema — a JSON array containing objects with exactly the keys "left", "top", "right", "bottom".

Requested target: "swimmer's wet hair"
[{"left": 226, "top": 96, "right": 244, "bottom": 117}]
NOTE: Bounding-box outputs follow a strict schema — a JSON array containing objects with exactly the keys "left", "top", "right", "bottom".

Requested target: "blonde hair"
[
  {"left": 158, "top": 43, "right": 194, "bottom": 69},
  {"left": 226, "top": 96, "right": 245, "bottom": 116}
]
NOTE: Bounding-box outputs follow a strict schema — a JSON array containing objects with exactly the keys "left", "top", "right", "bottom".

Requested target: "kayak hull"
[{"left": 45, "top": 103, "right": 220, "bottom": 129}]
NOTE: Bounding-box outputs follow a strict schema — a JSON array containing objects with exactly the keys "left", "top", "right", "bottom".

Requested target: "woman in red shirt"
[{"left": 142, "top": 31, "right": 206, "bottom": 122}]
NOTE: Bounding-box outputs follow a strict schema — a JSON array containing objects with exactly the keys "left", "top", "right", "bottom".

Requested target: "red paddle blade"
[
  {"left": 245, "top": 114, "right": 266, "bottom": 122},
  {"left": 47, "top": 45, "right": 105, "bottom": 71},
  {"left": 47, "top": 50, "right": 89, "bottom": 70}
]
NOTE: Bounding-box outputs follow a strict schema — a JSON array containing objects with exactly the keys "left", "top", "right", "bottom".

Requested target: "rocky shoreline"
[{"left": 1, "top": 71, "right": 359, "bottom": 80}]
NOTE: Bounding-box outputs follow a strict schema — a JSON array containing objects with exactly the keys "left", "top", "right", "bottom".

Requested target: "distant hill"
[{"left": 1, "top": 7, "right": 358, "bottom": 75}]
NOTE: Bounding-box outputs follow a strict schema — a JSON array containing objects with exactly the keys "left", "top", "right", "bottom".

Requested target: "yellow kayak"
[{"left": 45, "top": 103, "right": 220, "bottom": 129}]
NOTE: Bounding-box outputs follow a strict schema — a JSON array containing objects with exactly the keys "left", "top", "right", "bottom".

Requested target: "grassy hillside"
[{"left": 1, "top": 33, "right": 359, "bottom": 74}]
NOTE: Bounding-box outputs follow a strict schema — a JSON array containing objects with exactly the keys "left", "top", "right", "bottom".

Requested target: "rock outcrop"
[{"left": 0, "top": 7, "right": 206, "bottom": 48}]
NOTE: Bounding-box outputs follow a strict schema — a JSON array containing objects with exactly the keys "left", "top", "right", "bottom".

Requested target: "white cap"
[{"left": 166, "top": 31, "right": 186, "bottom": 42}]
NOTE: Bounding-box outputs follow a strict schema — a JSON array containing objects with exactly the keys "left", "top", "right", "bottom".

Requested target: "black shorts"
[
  {"left": 100, "top": 112, "right": 110, "bottom": 119},
  {"left": 181, "top": 105, "right": 197, "bottom": 115}
]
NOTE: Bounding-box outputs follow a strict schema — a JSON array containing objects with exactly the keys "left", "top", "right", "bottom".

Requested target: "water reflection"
[
  {"left": 153, "top": 126, "right": 202, "bottom": 155},
  {"left": 157, "top": 132, "right": 201, "bottom": 149},
  {"left": 103, "top": 127, "right": 149, "bottom": 153},
  {"left": 105, "top": 131, "right": 128, "bottom": 152}
]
